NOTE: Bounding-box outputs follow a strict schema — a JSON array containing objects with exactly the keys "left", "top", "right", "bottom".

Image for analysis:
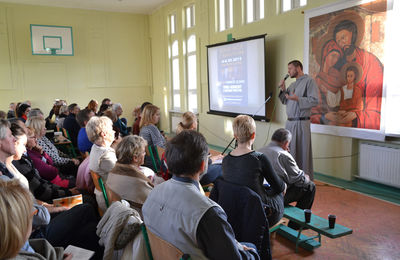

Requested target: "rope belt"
[{"left": 287, "top": 117, "right": 310, "bottom": 121}]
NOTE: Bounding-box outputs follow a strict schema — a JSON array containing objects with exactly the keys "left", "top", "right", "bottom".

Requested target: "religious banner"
[{"left": 304, "top": 0, "right": 392, "bottom": 140}]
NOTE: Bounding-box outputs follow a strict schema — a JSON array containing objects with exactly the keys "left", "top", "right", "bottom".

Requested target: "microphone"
[
  {"left": 284, "top": 74, "right": 289, "bottom": 80},
  {"left": 251, "top": 92, "right": 273, "bottom": 118},
  {"left": 278, "top": 74, "right": 289, "bottom": 89}
]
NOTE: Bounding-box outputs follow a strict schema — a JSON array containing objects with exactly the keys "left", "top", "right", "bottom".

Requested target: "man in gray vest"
[
  {"left": 142, "top": 130, "right": 259, "bottom": 259},
  {"left": 258, "top": 128, "right": 315, "bottom": 228}
]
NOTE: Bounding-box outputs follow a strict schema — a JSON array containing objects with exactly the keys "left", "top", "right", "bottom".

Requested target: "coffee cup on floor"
[
  {"left": 328, "top": 214, "right": 336, "bottom": 229},
  {"left": 304, "top": 209, "right": 312, "bottom": 223}
]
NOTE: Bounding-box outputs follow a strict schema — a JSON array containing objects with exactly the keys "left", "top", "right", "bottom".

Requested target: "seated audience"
[
  {"left": 13, "top": 152, "right": 75, "bottom": 203},
  {"left": 26, "top": 116, "right": 79, "bottom": 175},
  {"left": 0, "top": 119, "right": 16, "bottom": 179},
  {"left": 102, "top": 109, "right": 121, "bottom": 138},
  {"left": 107, "top": 135, "right": 154, "bottom": 214},
  {"left": 143, "top": 130, "right": 259, "bottom": 259},
  {"left": 25, "top": 127, "right": 75, "bottom": 188},
  {"left": 0, "top": 121, "right": 29, "bottom": 188},
  {"left": 63, "top": 103, "right": 81, "bottom": 146},
  {"left": 77, "top": 109, "right": 95, "bottom": 153},
  {"left": 176, "top": 111, "right": 197, "bottom": 133},
  {"left": 6, "top": 123, "right": 34, "bottom": 189},
  {"left": 139, "top": 104, "right": 165, "bottom": 148},
  {"left": 0, "top": 110, "right": 6, "bottom": 119},
  {"left": 0, "top": 179, "right": 103, "bottom": 260},
  {"left": 172, "top": 111, "right": 223, "bottom": 185},
  {"left": 56, "top": 105, "right": 68, "bottom": 129},
  {"left": 97, "top": 103, "right": 110, "bottom": 116},
  {"left": 28, "top": 108, "right": 45, "bottom": 119},
  {"left": 132, "top": 101, "right": 151, "bottom": 135},
  {"left": 86, "top": 99, "right": 98, "bottom": 114},
  {"left": 9, "top": 119, "right": 75, "bottom": 202},
  {"left": 139, "top": 104, "right": 166, "bottom": 170},
  {"left": 87, "top": 116, "right": 117, "bottom": 212},
  {"left": 0, "top": 179, "right": 70, "bottom": 260},
  {"left": 2, "top": 123, "right": 101, "bottom": 257},
  {"left": 112, "top": 103, "right": 129, "bottom": 136},
  {"left": 222, "top": 115, "right": 286, "bottom": 226},
  {"left": 101, "top": 98, "right": 112, "bottom": 106},
  {"left": 258, "top": 128, "right": 315, "bottom": 229},
  {"left": 7, "top": 102, "right": 16, "bottom": 118},
  {"left": 76, "top": 156, "right": 93, "bottom": 194},
  {"left": 16, "top": 103, "right": 31, "bottom": 123},
  {"left": 46, "top": 101, "right": 62, "bottom": 124}
]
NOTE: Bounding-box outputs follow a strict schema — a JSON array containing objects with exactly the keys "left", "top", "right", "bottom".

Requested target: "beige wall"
[
  {"left": 149, "top": 0, "right": 362, "bottom": 180},
  {"left": 0, "top": 2, "right": 152, "bottom": 125}
]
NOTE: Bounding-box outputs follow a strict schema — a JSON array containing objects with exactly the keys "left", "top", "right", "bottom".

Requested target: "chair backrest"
[
  {"left": 209, "top": 178, "right": 270, "bottom": 258},
  {"left": 144, "top": 225, "right": 184, "bottom": 260},
  {"left": 106, "top": 185, "right": 121, "bottom": 205},
  {"left": 147, "top": 145, "right": 162, "bottom": 172},
  {"left": 80, "top": 151, "right": 89, "bottom": 159},
  {"left": 62, "top": 127, "right": 70, "bottom": 139},
  {"left": 90, "top": 170, "right": 110, "bottom": 208}
]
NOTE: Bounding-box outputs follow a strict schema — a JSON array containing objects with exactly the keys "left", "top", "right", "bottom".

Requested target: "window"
[
  {"left": 170, "top": 40, "right": 180, "bottom": 110},
  {"left": 169, "top": 14, "right": 176, "bottom": 35},
  {"left": 217, "top": 0, "right": 233, "bottom": 31},
  {"left": 184, "top": 5, "right": 198, "bottom": 113},
  {"left": 169, "top": 13, "right": 180, "bottom": 111},
  {"left": 245, "top": 0, "right": 264, "bottom": 23},
  {"left": 168, "top": 5, "right": 199, "bottom": 113},
  {"left": 185, "top": 5, "right": 195, "bottom": 28},
  {"left": 281, "top": 0, "right": 307, "bottom": 13},
  {"left": 186, "top": 35, "right": 197, "bottom": 112}
]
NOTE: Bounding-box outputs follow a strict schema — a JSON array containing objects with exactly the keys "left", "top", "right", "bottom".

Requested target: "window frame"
[
  {"left": 183, "top": 4, "right": 198, "bottom": 113},
  {"left": 217, "top": 0, "right": 233, "bottom": 32},
  {"left": 280, "top": 0, "right": 307, "bottom": 13},
  {"left": 244, "top": 0, "right": 265, "bottom": 24},
  {"left": 168, "top": 12, "right": 181, "bottom": 111}
]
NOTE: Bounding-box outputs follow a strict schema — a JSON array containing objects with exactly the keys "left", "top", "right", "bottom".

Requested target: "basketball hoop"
[{"left": 45, "top": 48, "right": 58, "bottom": 55}]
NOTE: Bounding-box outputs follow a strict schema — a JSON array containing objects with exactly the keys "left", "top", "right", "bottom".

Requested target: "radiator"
[{"left": 359, "top": 143, "right": 400, "bottom": 188}]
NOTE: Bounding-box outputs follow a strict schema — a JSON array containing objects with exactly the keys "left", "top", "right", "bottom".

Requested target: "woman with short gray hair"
[{"left": 106, "top": 135, "right": 154, "bottom": 214}]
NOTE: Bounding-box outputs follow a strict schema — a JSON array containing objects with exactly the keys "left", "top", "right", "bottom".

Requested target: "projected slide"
[
  {"left": 218, "top": 42, "right": 248, "bottom": 106},
  {"left": 207, "top": 35, "right": 266, "bottom": 118}
]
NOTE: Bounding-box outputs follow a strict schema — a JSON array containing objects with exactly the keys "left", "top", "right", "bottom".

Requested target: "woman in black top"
[{"left": 222, "top": 115, "right": 287, "bottom": 226}]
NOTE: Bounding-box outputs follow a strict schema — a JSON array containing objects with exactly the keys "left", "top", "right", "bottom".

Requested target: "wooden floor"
[{"left": 271, "top": 181, "right": 400, "bottom": 260}]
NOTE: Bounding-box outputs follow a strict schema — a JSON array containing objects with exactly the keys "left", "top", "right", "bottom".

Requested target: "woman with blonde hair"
[
  {"left": 0, "top": 179, "right": 69, "bottom": 260},
  {"left": 222, "top": 115, "right": 286, "bottom": 226},
  {"left": 106, "top": 135, "right": 154, "bottom": 214},
  {"left": 173, "top": 111, "right": 224, "bottom": 185},
  {"left": 86, "top": 116, "right": 117, "bottom": 212},
  {"left": 139, "top": 105, "right": 165, "bottom": 147},
  {"left": 175, "top": 111, "right": 197, "bottom": 134},
  {"left": 139, "top": 105, "right": 165, "bottom": 170}
]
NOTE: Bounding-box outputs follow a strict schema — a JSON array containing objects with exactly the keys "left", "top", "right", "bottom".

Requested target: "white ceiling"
[{"left": 0, "top": 0, "right": 174, "bottom": 14}]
